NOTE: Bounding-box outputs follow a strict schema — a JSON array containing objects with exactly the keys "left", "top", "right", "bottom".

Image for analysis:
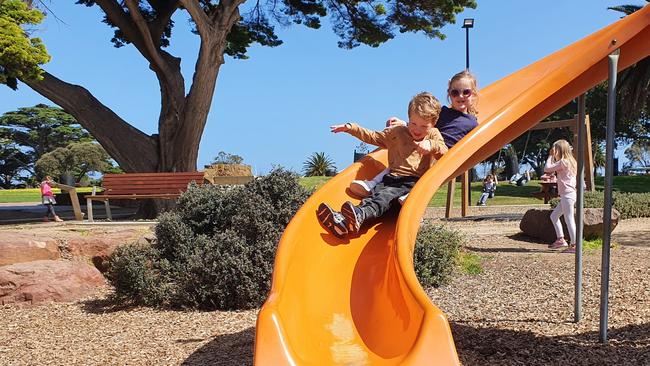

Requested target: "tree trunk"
[{"left": 504, "top": 145, "right": 520, "bottom": 179}]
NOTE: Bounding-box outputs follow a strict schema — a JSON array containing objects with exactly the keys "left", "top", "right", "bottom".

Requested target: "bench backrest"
[{"left": 101, "top": 172, "right": 205, "bottom": 195}]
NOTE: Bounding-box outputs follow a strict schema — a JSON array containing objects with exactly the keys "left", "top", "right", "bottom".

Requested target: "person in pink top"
[
  {"left": 41, "top": 176, "right": 63, "bottom": 222},
  {"left": 544, "top": 139, "right": 577, "bottom": 252}
]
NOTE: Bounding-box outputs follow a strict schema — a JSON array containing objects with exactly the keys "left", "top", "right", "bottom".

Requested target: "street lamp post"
[
  {"left": 462, "top": 18, "right": 474, "bottom": 70},
  {"left": 462, "top": 18, "right": 474, "bottom": 207}
]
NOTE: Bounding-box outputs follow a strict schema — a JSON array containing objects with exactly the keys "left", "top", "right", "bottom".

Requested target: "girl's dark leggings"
[{"left": 45, "top": 204, "right": 56, "bottom": 217}]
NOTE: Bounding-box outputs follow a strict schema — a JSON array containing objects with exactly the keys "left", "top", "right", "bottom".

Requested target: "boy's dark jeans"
[{"left": 358, "top": 174, "right": 418, "bottom": 220}]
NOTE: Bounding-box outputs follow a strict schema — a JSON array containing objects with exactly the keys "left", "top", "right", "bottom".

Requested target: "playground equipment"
[{"left": 255, "top": 7, "right": 650, "bottom": 365}]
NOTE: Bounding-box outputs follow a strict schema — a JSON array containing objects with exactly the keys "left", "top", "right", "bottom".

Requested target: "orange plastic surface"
[{"left": 255, "top": 7, "right": 650, "bottom": 365}]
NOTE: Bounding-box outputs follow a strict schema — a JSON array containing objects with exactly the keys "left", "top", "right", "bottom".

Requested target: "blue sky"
[{"left": 1, "top": 1, "right": 638, "bottom": 175}]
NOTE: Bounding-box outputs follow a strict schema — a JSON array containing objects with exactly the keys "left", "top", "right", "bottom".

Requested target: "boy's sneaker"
[
  {"left": 341, "top": 201, "right": 364, "bottom": 234},
  {"left": 548, "top": 238, "right": 568, "bottom": 249},
  {"left": 349, "top": 180, "right": 375, "bottom": 198},
  {"left": 398, "top": 193, "right": 409, "bottom": 205},
  {"left": 316, "top": 203, "right": 348, "bottom": 238}
]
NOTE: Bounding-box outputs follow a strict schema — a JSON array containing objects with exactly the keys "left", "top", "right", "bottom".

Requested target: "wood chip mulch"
[{"left": 1, "top": 216, "right": 648, "bottom": 366}]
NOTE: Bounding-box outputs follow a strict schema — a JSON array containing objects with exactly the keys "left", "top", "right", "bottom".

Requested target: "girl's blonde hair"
[
  {"left": 552, "top": 139, "right": 577, "bottom": 176},
  {"left": 447, "top": 70, "right": 479, "bottom": 116}
]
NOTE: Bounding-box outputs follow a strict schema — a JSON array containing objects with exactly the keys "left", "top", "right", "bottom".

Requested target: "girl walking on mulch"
[
  {"left": 544, "top": 140, "right": 576, "bottom": 253},
  {"left": 41, "top": 176, "right": 63, "bottom": 222}
]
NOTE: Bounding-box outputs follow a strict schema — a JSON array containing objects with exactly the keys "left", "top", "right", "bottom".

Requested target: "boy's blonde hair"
[
  {"left": 447, "top": 70, "right": 479, "bottom": 116},
  {"left": 552, "top": 139, "right": 577, "bottom": 176},
  {"left": 408, "top": 92, "right": 441, "bottom": 125}
]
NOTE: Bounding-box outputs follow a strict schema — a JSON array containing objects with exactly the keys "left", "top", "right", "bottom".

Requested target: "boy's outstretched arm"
[{"left": 330, "top": 123, "right": 388, "bottom": 148}]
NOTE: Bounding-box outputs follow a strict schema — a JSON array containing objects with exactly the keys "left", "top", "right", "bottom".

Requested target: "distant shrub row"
[{"left": 550, "top": 191, "right": 650, "bottom": 219}]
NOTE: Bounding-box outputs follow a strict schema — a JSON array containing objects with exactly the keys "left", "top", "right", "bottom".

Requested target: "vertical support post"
[
  {"left": 465, "top": 27, "right": 470, "bottom": 70},
  {"left": 600, "top": 49, "right": 619, "bottom": 343},
  {"left": 445, "top": 179, "right": 455, "bottom": 218},
  {"left": 461, "top": 171, "right": 469, "bottom": 217},
  {"left": 584, "top": 116, "right": 595, "bottom": 191},
  {"left": 574, "top": 94, "right": 586, "bottom": 323}
]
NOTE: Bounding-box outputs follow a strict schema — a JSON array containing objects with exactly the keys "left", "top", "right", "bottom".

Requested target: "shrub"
[
  {"left": 550, "top": 191, "right": 650, "bottom": 219},
  {"left": 413, "top": 223, "right": 465, "bottom": 287},
  {"left": 106, "top": 168, "right": 310, "bottom": 310}
]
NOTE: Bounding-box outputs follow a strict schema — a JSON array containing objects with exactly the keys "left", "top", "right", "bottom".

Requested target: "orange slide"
[{"left": 255, "top": 7, "right": 650, "bottom": 365}]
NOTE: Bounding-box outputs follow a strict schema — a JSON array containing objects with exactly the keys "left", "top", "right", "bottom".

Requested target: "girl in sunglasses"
[{"left": 350, "top": 70, "right": 479, "bottom": 200}]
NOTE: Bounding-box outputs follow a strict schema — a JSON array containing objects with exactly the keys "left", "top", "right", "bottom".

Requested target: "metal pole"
[
  {"left": 465, "top": 26, "right": 471, "bottom": 205},
  {"left": 465, "top": 27, "right": 470, "bottom": 70},
  {"left": 599, "top": 49, "right": 619, "bottom": 343},
  {"left": 574, "top": 94, "right": 586, "bottom": 323}
]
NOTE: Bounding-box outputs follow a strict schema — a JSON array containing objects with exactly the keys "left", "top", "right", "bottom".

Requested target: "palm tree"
[
  {"left": 608, "top": 2, "right": 650, "bottom": 122},
  {"left": 303, "top": 152, "right": 337, "bottom": 177}
]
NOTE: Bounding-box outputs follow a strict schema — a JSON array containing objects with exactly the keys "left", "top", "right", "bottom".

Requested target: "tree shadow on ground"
[
  {"left": 451, "top": 321, "right": 650, "bottom": 365},
  {"left": 182, "top": 327, "right": 254, "bottom": 366}
]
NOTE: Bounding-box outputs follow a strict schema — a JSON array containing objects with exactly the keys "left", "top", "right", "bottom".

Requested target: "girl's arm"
[
  {"left": 386, "top": 116, "right": 407, "bottom": 128},
  {"left": 544, "top": 156, "right": 566, "bottom": 173}
]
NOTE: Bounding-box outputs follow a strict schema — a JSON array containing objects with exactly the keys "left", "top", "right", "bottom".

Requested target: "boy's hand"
[
  {"left": 386, "top": 117, "right": 406, "bottom": 128},
  {"left": 330, "top": 123, "right": 351, "bottom": 133},
  {"left": 415, "top": 139, "right": 434, "bottom": 155}
]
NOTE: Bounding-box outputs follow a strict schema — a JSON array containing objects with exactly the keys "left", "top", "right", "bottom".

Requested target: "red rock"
[
  {"left": 0, "top": 234, "right": 60, "bottom": 266},
  {"left": 0, "top": 260, "right": 106, "bottom": 306}
]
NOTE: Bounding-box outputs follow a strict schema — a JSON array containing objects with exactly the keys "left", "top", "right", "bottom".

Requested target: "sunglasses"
[{"left": 450, "top": 88, "right": 473, "bottom": 98}]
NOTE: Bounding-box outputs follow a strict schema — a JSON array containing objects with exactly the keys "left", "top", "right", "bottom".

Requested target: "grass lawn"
[
  {"left": 299, "top": 174, "right": 650, "bottom": 207},
  {"left": 0, "top": 187, "right": 95, "bottom": 204}
]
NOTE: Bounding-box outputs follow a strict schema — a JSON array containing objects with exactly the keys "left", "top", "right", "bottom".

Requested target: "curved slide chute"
[{"left": 255, "top": 7, "right": 650, "bottom": 365}]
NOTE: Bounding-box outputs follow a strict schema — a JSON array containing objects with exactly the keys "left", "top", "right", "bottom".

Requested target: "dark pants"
[{"left": 358, "top": 174, "right": 418, "bottom": 220}]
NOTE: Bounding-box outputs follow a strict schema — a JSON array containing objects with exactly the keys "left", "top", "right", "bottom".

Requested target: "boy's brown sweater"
[{"left": 347, "top": 123, "right": 447, "bottom": 177}]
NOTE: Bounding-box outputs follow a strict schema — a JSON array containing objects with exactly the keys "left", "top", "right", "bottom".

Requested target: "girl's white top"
[{"left": 544, "top": 157, "right": 576, "bottom": 197}]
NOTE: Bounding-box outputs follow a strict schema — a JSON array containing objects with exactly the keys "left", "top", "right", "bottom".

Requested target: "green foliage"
[
  {"left": 414, "top": 224, "right": 465, "bottom": 287},
  {"left": 550, "top": 190, "right": 650, "bottom": 219},
  {"left": 303, "top": 152, "right": 337, "bottom": 177},
  {"left": 210, "top": 151, "right": 244, "bottom": 165},
  {"left": 106, "top": 168, "right": 310, "bottom": 310},
  {"left": 0, "top": 0, "right": 50, "bottom": 89},
  {"left": 35, "top": 142, "right": 113, "bottom": 181},
  {"left": 0, "top": 137, "right": 30, "bottom": 188},
  {"left": 624, "top": 140, "right": 650, "bottom": 168},
  {"left": 77, "top": 0, "right": 475, "bottom": 55},
  {"left": 457, "top": 251, "right": 483, "bottom": 275}
]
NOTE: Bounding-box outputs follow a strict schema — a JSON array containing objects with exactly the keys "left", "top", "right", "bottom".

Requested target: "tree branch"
[
  {"left": 23, "top": 72, "right": 159, "bottom": 172},
  {"left": 94, "top": 0, "right": 148, "bottom": 52},
  {"left": 124, "top": 0, "right": 173, "bottom": 75},
  {"left": 179, "top": 0, "right": 213, "bottom": 35}
]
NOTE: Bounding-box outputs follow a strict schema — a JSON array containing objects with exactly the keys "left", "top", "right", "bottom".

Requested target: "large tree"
[
  {"left": 2, "top": 0, "right": 476, "bottom": 176},
  {"left": 0, "top": 104, "right": 92, "bottom": 174}
]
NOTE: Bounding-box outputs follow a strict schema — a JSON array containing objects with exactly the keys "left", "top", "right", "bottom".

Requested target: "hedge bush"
[
  {"left": 413, "top": 224, "right": 466, "bottom": 287},
  {"left": 550, "top": 191, "right": 650, "bottom": 219},
  {"left": 106, "top": 168, "right": 310, "bottom": 310}
]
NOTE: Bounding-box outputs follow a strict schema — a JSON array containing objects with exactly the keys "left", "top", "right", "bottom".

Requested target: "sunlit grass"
[{"left": 457, "top": 251, "right": 483, "bottom": 275}]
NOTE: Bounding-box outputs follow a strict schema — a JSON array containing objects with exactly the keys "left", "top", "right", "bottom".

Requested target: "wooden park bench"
[{"left": 86, "top": 172, "right": 205, "bottom": 222}]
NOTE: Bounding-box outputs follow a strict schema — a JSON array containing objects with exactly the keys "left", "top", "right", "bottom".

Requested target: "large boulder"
[
  {"left": 520, "top": 208, "right": 620, "bottom": 243},
  {"left": 64, "top": 231, "right": 155, "bottom": 273},
  {"left": 0, "top": 234, "right": 60, "bottom": 266},
  {"left": 0, "top": 260, "right": 106, "bottom": 306}
]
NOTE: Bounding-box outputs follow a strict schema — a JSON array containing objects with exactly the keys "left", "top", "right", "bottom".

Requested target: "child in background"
[
  {"left": 349, "top": 70, "right": 480, "bottom": 202},
  {"left": 41, "top": 176, "right": 63, "bottom": 222},
  {"left": 317, "top": 92, "right": 447, "bottom": 238},
  {"left": 545, "top": 140, "right": 577, "bottom": 252},
  {"left": 477, "top": 174, "right": 497, "bottom": 206}
]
